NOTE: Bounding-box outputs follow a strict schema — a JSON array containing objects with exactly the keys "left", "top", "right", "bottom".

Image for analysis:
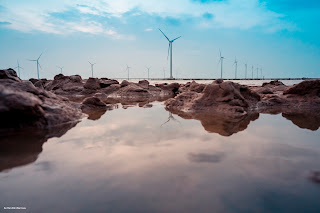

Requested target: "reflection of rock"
[
  {"left": 0, "top": 121, "right": 78, "bottom": 172},
  {"left": 0, "top": 69, "right": 84, "bottom": 130},
  {"left": 309, "top": 171, "right": 320, "bottom": 183},
  {"left": 282, "top": 110, "right": 320, "bottom": 131},
  {"left": 188, "top": 152, "right": 225, "bottom": 163}
]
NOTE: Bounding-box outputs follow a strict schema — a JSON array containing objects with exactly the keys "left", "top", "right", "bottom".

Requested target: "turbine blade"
[
  {"left": 159, "top": 29, "right": 170, "bottom": 41},
  {"left": 219, "top": 49, "right": 222, "bottom": 57},
  {"left": 172, "top": 36, "right": 181, "bottom": 42},
  {"left": 217, "top": 58, "right": 221, "bottom": 66},
  {"left": 38, "top": 62, "right": 42, "bottom": 70},
  {"left": 28, "top": 59, "right": 37, "bottom": 61},
  {"left": 38, "top": 52, "right": 43, "bottom": 60}
]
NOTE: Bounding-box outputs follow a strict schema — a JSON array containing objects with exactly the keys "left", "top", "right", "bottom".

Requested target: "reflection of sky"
[
  {"left": 0, "top": 103, "right": 320, "bottom": 212},
  {"left": 0, "top": 1, "right": 320, "bottom": 80}
]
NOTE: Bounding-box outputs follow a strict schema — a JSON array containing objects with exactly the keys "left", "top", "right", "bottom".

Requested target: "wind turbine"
[
  {"left": 218, "top": 49, "right": 225, "bottom": 79},
  {"left": 244, "top": 62, "right": 248, "bottom": 79},
  {"left": 252, "top": 65, "right": 254, "bottom": 79},
  {"left": 260, "top": 67, "right": 263, "bottom": 79},
  {"left": 14, "top": 60, "right": 23, "bottom": 78},
  {"left": 159, "top": 29, "right": 181, "bottom": 79},
  {"left": 57, "top": 66, "right": 64, "bottom": 74},
  {"left": 256, "top": 67, "right": 259, "bottom": 79},
  {"left": 233, "top": 57, "right": 238, "bottom": 79},
  {"left": 88, "top": 61, "right": 96, "bottom": 78},
  {"left": 28, "top": 53, "right": 43, "bottom": 80},
  {"left": 126, "top": 64, "right": 131, "bottom": 80},
  {"left": 146, "top": 66, "right": 151, "bottom": 80}
]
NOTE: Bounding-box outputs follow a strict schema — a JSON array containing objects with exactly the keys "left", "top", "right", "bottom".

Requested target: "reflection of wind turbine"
[
  {"left": 126, "top": 64, "right": 131, "bottom": 80},
  {"left": 159, "top": 29, "right": 181, "bottom": 79},
  {"left": 161, "top": 112, "right": 180, "bottom": 127},
  {"left": 146, "top": 66, "right": 151, "bottom": 80},
  {"left": 14, "top": 60, "right": 23, "bottom": 78},
  {"left": 218, "top": 49, "right": 225, "bottom": 79},
  {"left": 57, "top": 66, "right": 64, "bottom": 74},
  {"left": 28, "top": 53, "right": 43, "bottom": 80},
  {"left": 233, "top": 57, "right": 238, "bottom": 79},
  {"left": 88, "top": 61, "right": 96, "bottom": 78},
  {"left": 244, "top": 62, "right": 248, "bottom": 79}
]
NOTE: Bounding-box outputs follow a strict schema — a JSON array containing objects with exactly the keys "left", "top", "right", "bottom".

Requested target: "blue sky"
[{"left": 0, "top": 0, "right": 319, "bottom": 79}]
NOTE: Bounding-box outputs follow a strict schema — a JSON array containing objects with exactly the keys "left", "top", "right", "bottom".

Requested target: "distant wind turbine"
[
  {"left": 126, "top": 64, "right": 131, "bottom": 80},
  {"left": 218, "top": 49, "right": 225, "bottom": 79},
  {"left": 57, "top": 66, "right": 64, "bottom": 74},
  {"left": 28, "top": 53, "right": 43, "bottom": 80},
  {"left": 244, "top": 62, "right": 248, "bottom": 79},
  {"left": 252, "top": 65, "right": 254, "bottom": 79},
  {"left": 88, "top": 61, "right": 96, "bottom": 78},
  {"left": 14, "top": 60, "right": 23, "bottom": 78},
  {"left": 146, "top": 66, "right": 151, "bottom": 80},
  {"left": 256, "top": 67, "right": 259, "bottom": 79},
  {"left": 233, "top": 57, "right": 238, "bottom": 79},
  {"left": 260, "top": 67, "right": 263, "bottom": 79},
  {"left": 159, "top": 29, "right": 181, "bottom": 79}
]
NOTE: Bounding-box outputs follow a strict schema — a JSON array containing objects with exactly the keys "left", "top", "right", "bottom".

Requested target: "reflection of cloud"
[{"left": 188, "top": 152, "right": 225, "bottom": 163}]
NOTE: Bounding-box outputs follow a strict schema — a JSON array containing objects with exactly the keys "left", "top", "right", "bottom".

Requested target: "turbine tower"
[
  {"left": 244, "top": 63, "right": 248, "bottom": 79},
  {"left": 233, "top": 57, "right": 238, "bottom": 79},
  {"left": 159, "top": 29, "right": 181, "bottom": 79},
  {"left": 88, "top": 61, "right": 96, "bottom": 78},
  {"left": 126, "top": 64, "right": 131, "bottom": 80},
  {"left": 218, "top": 49, "right": 225, "bottom": 79},
  {"left": 28, "top": 53, "right": 43, "bottom": 80},
  {"left": 256, "top": 67, "right": 259, "bottom": 79},
  {"left": 252, "top": 65, "right": 254, "bottom": 79},
  {"left": 146, "top": 66, "right": 151, "bottom": 80},
  {"left": 57, "top": 66, "right": 64, "bottom": 74},
  {"left": 14, "top": 60, "right": 23, "bottom": 78},
  {"left": 260, "top": 67, "right": 263, "bottom": 79}
]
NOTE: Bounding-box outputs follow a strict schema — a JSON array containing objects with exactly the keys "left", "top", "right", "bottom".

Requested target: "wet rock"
[
  {"left": 179, "top": 81, "right": 205, "bottom": 93},
  {"left": 99, "top": 79, "right": 119, "bottom": 88},
  {"left": 156, "top": 82, "right": 180, "bottom": 94},
  {"left": 82, "top": 97, "right": 106, "bottom": 107},
  {"left": 84, "top": 78, "right": 100, "bottom": 90}
]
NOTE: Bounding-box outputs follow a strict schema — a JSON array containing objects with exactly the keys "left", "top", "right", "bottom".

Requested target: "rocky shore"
[{"left": 1, "top": 68, "right": 319, "bottom": 135}]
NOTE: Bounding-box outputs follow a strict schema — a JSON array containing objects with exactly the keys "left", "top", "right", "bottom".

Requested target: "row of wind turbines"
[
  {"left": 218, "top": 50, "right": 264, "bottom": 79},
  {"left": 11, "top": 28, "right": 263, "bottom": 80}
]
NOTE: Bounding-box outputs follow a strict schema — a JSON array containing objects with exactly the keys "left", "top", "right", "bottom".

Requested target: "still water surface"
[{"left": 1, "top": 102, "right": 320, "bottom": 213}]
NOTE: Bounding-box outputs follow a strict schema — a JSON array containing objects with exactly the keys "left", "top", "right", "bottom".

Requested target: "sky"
[{"left": 0, "top": 0, "right": 319, "bottom": 80}]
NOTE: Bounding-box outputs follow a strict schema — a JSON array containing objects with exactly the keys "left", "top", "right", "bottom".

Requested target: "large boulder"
[
  {"left": 0, "top": 69, "right": 84, "bottom": 130},
  {"left": 0, "top": 69, "right": 21, "bottom": 82},
  {"left": 283, "top": 80, "right": 320, "bottom": 97},
  {"left": 99, "top": 79, "right": 119, "bottom": 88},
  {"left": 84, "top": 78, "right": 100, "bottom": 90},
  {"left": 165, "top": 80, "right": 260, "bottom": 117}
]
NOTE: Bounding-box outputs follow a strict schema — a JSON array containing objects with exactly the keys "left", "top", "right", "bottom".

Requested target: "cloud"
[
  {"left": 0, "top": 0, "right": 294, "bottom": 36},
  {"left": 145, "top": 28, "right": 153, "bottom": 31}
]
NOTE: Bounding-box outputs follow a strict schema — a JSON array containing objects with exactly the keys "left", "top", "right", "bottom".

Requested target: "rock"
[
  {"left": 29, "top": 78, "right": 39, "bottom": 84},
  {"left": 0, "top": 69, "right": 21, "bottom": 82},
  {"left": 84, "top": 78, "right": 100, "bottom": 90},
  {"left": 82, "top": 97, "right": 106, "bottom": 107},
  {"left": 0, "top": 73, "right": 84, "bottom": 130},
  {"left": 156, "top": 82, "right": 180, "bottom": 94},
  {"left": 262, "top": 80, "right": 285, "bottom": 87},
  {"left": 34, "top": 80, "right": 44, "bottom": 89},
  {"left": 99, "top": 79, "right": 119, "bottom": 88},
  {"left": 121, "top": 80, "right": 130, "bottom": 87},
  {"left": 70, "top": 75, "right": 82, "bottom": 82},
  {"left": 214, "top": 79, "right": 224, "bottom": 84},
  {"left": 283, "top": 80, "right": 320, "bottom": 97},
  {"left": 138, "top": 80, "right": 149, "bottom": 89}
]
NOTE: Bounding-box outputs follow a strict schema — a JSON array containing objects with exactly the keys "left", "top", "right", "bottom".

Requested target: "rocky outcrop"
[
  {"left": 165, "top": 80, "right": 260, "bottom": 117},
  {"left": 0, "top": 69, "right": 84, "bottom": 130},
  {"left": 283, "top": 80, "right": 320, "bottom": 97}
]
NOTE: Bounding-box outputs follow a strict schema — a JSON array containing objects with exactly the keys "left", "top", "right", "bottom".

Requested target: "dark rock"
[
  {"left": 0, "top": 78, "right": 83, "bottom": 130},
  {"left": 99, "top": 79, "right": 119, "bottom": 88},
  {"left": 121, "top": 80, "right": 130, "bottom": 87},
  {"left": 34, "top": 80, "right": 44, "bottom": 89},
  {"left": 70, "top": 75, "right": 82, "bottom": 82},
  {"left": 283, "top": 80, "right": 320, "bottom": 97},
  {"left": 29, "top": 78, "right": 39, "bottom": 85},
  {"left": 138, "top": 80, "right": 149, "bottom": 89},
  {"left": 0, "top": 69, "right": 21, "bottom": 82},
  {"left": 82, "top": 97, "right": 106, "bottom": 107},
  {"left": 84, "top": 78, "right": 100, "bottom": 90},
  {"left": 214, "top": 79, "right": 224, "bottom": 84},
  {"left": 262, "top": 80, "right": 285, "bottom": 87}
]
